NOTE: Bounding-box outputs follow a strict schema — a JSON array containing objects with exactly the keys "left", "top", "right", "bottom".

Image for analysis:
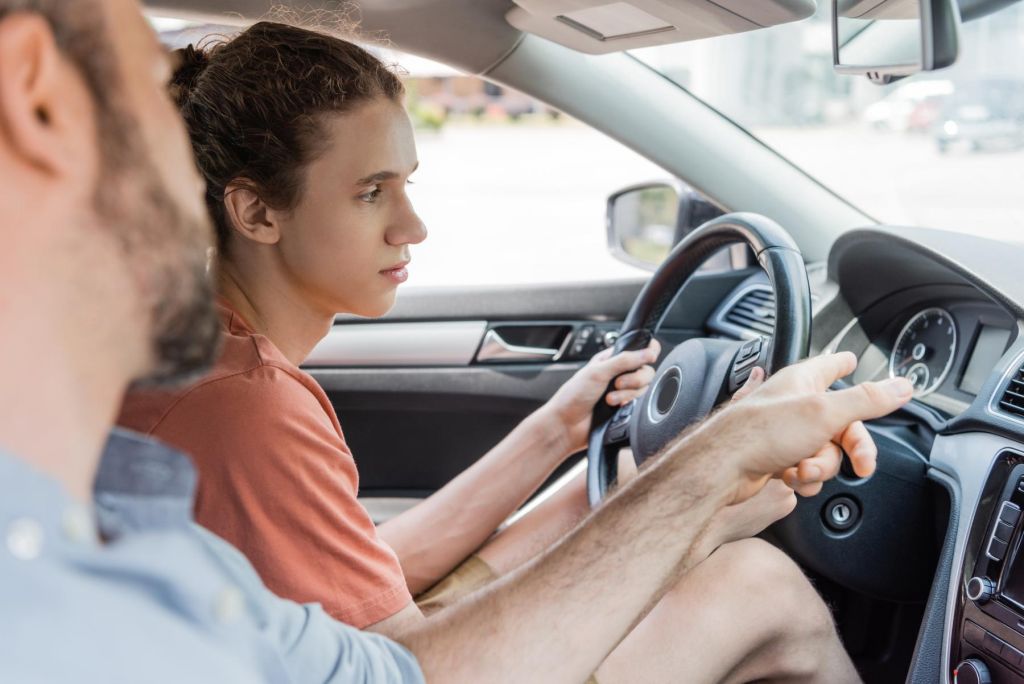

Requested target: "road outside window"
[{"left": 633, "top": 3, "right": 1024, "bottom": 244}]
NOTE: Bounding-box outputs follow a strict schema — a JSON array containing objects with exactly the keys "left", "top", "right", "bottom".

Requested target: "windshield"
[{"left": 632, "top": 3, "right": 1024, "bottom": 242}]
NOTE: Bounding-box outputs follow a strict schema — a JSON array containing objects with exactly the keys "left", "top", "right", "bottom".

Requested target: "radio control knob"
[
  {"left": 954, "top": 659, "right": 991, "bottom": 684},
  {"left": 966, "top": 576, "right": 995, "bottom": 604}
]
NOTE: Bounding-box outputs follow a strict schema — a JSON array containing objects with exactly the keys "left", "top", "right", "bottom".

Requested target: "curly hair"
[{"left": 172, "top": 21, "right": 406, "bottom": 254}]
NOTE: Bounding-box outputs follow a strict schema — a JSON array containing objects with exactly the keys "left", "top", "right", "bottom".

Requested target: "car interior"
[{"left": 143, "top": 0, "right": 1024, "bottom": 681}]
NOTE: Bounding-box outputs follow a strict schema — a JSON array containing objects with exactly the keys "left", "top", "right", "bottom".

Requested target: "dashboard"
[
  {"left": 712, "top": 226, "right": 1024, "bottom": 684},
  {"left": 806, "top": 228, "right": 1024, "bottom": 684}
]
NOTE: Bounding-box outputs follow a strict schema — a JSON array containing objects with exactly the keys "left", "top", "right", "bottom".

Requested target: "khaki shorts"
[{"left": 415, "top": 555, "right": 600, "bottom": 684}]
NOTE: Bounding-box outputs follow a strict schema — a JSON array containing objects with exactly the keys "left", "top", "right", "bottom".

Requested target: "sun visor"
[
  {"left": 506, "top": 0, "right": 818, "bottom": 54},
  {"left": 837, "top": 0, "right": 919, "bottom": 19}
]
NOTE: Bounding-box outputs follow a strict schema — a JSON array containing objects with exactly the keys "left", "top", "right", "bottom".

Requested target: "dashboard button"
[
  {"left": 983, "top": 632, "right": 1005, "bottom": 657},
  {"left": 1000, "top": 501, "right": 1022, "bottom": 526},
  {"left": 987, "top": 537, "right": 1009, "bottom": 562},
  {"left": 1001, "top": 642, "right": 1024, "bottom": 669},
  {"left": 995, "top": 521, "right": 1015, "bottom": 543},
  {"left": 964, "top": 621, "right": 986, "bottom": 647}
]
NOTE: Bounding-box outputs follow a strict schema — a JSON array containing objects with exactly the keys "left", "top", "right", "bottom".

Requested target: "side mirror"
[
  {"left": 606, "top": 181, "right": 726, "bottom": 270},
  {"left": 833, "top": 0, "right": 960, "bottom": 83}
]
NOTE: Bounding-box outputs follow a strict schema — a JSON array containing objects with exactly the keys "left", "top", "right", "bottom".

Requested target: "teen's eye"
[{"left": 359, "top": 186, "right": 383, "bottom": 203}]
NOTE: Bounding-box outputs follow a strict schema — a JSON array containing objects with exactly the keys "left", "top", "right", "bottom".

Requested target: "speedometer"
[{"left": 889, "top": 308, "right": 957, "bottom": 397}]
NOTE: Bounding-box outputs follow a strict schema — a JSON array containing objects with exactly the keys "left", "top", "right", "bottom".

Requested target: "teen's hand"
[{"left": 541, "top": 339, "right": 661, "bottom": 455}]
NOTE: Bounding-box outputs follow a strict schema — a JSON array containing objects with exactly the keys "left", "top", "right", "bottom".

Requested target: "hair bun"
[{"left": 170, "top": 45, "right": 210, "bottom": 101}]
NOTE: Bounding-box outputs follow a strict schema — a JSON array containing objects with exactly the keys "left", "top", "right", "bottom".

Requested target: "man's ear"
[
  {"left": 223, "top": 181, "right": 282, "bottom": 246},
  {"left": 0, "top": 13, "right": 94, "bottom": 180}
]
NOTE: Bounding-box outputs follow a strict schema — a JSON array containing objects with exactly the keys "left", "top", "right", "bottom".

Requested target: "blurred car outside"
[
  {"left": 933, "top": 78, "right": 1024, "bottom": 153},
  {"left": 862, "top": 79, "right": 954, "bottom": 133}
]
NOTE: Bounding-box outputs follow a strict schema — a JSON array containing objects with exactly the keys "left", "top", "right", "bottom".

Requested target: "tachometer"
[{"left": 889, "top": 308, "right": 957, "bottom": 397}]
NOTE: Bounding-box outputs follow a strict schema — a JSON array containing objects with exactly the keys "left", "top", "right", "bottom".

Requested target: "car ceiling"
[
  {"left": 145, "top": 0, "right": 1024, "bottom": 68},
  {"left": 143, "top": 0, "right": 524, "bottom": 75}
]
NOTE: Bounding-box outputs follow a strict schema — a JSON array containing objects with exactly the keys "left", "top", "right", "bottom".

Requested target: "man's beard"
[
  {"left": 93, "top": 117, "right": 221, "bottom": 387},
  {"left": 17, "top": 0, "right": 220, "bottom": 385},
  {"left": 131, "top": 194, "right": 222, "bottom": 387}
]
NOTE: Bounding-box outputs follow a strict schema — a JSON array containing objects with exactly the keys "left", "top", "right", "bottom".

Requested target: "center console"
[{"left": 954, "top": 453, "right": 1024, "bottom": 683}]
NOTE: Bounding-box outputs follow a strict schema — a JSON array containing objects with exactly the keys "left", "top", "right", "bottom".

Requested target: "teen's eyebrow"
[{"left": 355, "top": 161, "right": 419, "bottom": 186}]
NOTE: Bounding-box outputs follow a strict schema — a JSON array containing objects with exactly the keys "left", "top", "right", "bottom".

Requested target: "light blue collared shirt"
[{"left": 0, "top": 429, "right": 424, "bottom": 683}]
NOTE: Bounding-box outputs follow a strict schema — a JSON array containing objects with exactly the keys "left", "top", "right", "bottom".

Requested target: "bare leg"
[
  {"left": 479, "top": 469, "right": 859, "bottom": 683},
  {"left": 595, "top": 538, "right": 861, "bottom": 684}
]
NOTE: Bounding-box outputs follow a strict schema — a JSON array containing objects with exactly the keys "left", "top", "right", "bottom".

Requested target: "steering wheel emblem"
[{"left": 648, "top": 366, "right": 682, "bottom": 423}]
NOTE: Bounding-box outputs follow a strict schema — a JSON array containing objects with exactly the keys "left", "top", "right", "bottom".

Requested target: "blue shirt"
[{"left": 0, "top": 429, "right": 425, "bottom": 683}]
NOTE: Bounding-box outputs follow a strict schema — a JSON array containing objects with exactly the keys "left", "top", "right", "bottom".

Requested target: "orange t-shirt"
[{"left": 117, "top": 301, "right": 412, "bottom": 628}]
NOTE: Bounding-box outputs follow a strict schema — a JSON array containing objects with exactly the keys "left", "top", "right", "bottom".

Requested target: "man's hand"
[
  {"left": 731, "top": 365, "right": 849, "bottom": 498},
  {"left": 697, "top": 478, "right": 797, "bottom": 557},
  {"left": 703, "top": 351, "right": 913, "bottom": 506},
  {"left": 541, "top": 339, "right": 661, "bottom": 455}
]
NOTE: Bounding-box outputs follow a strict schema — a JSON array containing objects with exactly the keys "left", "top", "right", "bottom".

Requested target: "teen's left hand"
[{"left": 541, "top": 339, "right": 661, "bottom": 455}]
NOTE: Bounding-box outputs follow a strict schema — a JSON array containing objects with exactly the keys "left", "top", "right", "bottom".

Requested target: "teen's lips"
[{"left": 379, "top": 260, "right": 410, "bottom": 285}]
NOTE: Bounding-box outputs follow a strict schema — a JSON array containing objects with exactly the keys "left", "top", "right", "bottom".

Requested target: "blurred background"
[{"left": 151, "top": 2, "right": 1024, "bottom": 287}]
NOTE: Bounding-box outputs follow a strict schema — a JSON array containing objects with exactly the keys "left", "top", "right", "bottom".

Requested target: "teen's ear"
[
  {"left": 0, "top": 12, "right": 95, "bottom": 180},
  {"left": 223, "top": 180, "right": 282, "bottom": 246}
]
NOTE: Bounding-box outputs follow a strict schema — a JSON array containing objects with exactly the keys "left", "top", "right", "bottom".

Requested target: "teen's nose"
[{"left": 387, "top": 197, "right": 427, "bottom": 246}]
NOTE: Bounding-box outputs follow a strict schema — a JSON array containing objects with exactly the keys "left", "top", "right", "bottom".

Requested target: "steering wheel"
[{"left": 587, "top": 212, "right": 812, "bottom": 507}]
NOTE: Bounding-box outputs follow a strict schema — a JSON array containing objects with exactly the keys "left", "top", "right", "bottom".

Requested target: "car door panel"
[
  {"left": 306, "top": 321, "right": 488, "bottom": 367},
  {"left": 314, "top": 363, "right": 581, "bottom": 497},
  {"left": 306, "top": 268, "right": 759, "bottom": 507}
]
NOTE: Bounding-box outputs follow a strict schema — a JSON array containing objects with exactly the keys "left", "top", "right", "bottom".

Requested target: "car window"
[
  {"left": 632, "top": 3, "right": 1024, "bottom": 244},
  {"left": 400, "top": 74, "right": 670, "bottom": 287},
  {"left": 152, "top": 17, "right": 670, "bottom": 288}
]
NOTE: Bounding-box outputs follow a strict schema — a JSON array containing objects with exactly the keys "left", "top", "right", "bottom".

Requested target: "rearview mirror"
[
  {"left": 606, "top": 181, "right": 726, "bottom": 270},
  {"left": 833, "top": 0, "right": 959, "bottom": 82}
]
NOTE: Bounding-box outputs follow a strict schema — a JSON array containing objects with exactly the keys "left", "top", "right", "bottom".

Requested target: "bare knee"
[
  {"left": 707, "top": 539, "right": 837, "bottom": 674},
  {"left": 709, "top": 539, "right": 828, "bottom": 617}
]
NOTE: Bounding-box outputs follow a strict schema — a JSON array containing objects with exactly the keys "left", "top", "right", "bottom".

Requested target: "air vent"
[
  {"left": 724, "top": 287, "right": 776, "bottom": 336},
  {"left": 998, "top": 364, "right": 1024, "bottom": 419}
]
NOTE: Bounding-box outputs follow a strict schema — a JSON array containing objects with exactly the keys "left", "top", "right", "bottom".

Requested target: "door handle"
[{"left": 476, "top": 329, "right": 562, "bottom": 363}]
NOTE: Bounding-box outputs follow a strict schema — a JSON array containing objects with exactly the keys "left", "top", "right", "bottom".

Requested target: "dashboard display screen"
[{"left": 960, "top": 326, "right": 1012, "bottom": 395}]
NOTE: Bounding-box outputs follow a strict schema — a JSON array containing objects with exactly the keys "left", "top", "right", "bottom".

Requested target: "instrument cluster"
[{"left": 833, "top": 299, "right": 1015, "bottom": 414}]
